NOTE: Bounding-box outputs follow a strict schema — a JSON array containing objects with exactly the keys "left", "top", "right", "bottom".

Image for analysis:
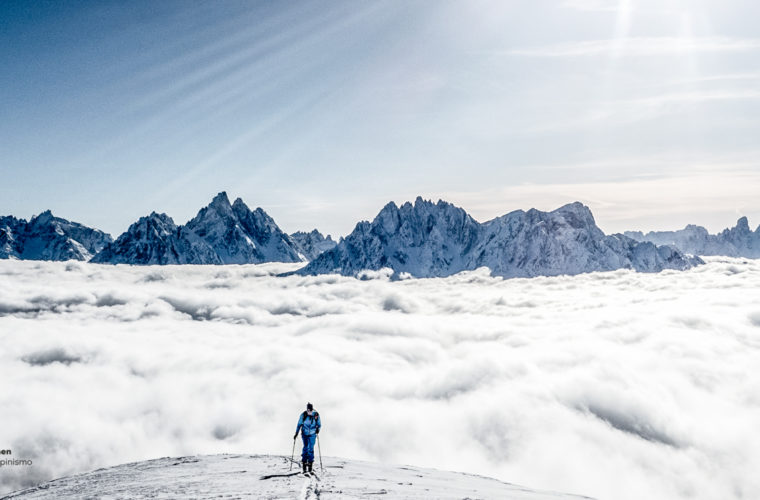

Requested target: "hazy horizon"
[{"left": 4, "top": 190, "right": 759, "bottom": 240}]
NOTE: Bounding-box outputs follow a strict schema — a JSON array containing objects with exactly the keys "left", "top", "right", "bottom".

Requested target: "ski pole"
[
  {"left": 317, "top": 435, "right": 323, "bottom": 472},
  {"left": 290, "top": 436, "right": 296, "bottom": 471}
]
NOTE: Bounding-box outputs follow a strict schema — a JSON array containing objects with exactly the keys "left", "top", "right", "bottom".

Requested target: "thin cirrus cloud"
[
  {"left": 560, "top": 0, "right": 622, "bottom": 11},
  {"left": 505, "top": 36, "right": 760, "bottom": 57},
  {"left": 1, "top": 259, "right": 759, "bottom": 500}
]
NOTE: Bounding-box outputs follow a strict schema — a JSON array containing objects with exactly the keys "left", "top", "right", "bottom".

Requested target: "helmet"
[{"left": 306, "top": 402, "right": 314, "bottom": 411}]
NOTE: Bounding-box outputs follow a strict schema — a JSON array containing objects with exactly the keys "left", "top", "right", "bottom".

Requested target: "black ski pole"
[
  {"left": 317, "top": 435, "right": 323, "bottom": 472},
  {"left": 290, "top": 436, "right": 296, "bottom": 471}
]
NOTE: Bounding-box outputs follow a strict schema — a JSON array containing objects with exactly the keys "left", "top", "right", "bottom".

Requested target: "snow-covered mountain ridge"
[
  {"left": 0, "top": 211, "right": 112, "bottom": 261},
  {"left": 92, "top": 192, "right": 304, "bottom": 265},
  {"left": 625, "top": 217, "right": 760, "bottom": 258},
  {"left": 299, "top": 197, "right": 703, "bottom": 278},
  {"left": 8, "top": 195, "right": 746, "bottom": 275},
  {"left": 2, "top": 454, "right": 594, "bottom": 500}
]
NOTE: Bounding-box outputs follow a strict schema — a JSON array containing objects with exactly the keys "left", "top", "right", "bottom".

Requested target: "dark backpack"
[{"left": 301, "top": 411, "right": 319, "bottom": 425}]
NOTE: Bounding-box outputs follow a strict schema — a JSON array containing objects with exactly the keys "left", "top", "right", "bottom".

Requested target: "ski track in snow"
[{"left": 1, "top": 258, "right": 759, "bottom": 500}]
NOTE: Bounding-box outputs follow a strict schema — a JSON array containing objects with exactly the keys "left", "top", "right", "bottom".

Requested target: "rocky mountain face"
[
  {"left": 298, "top": 198, "right": 703, "bottom": 278},
  {"left": 289, "top": 229, "right": 337, "bottom": 261},
  {"left": 92, "top": 192, "right": 304, "bottom": 265},
  {"left": 624, "top": 217, "right": 760, "bottom": 258},
  {"left": 0, "top": 211, "right": 112, "bottom": 261}
]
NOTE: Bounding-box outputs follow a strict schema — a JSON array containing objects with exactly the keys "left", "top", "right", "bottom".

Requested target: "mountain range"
[
  {"left": 624, "top": 217, "right": 760, "bottom": 258},
  {"left": 10, "top": 193, "right": 760, "bottom": 278},
  {"left": 298, "top": 198, "right": 702, "bottom": 278}
]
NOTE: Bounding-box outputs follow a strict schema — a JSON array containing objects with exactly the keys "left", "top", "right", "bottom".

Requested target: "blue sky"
[{"left": 2, "top": 0, "right": 759, "bottom": 237}]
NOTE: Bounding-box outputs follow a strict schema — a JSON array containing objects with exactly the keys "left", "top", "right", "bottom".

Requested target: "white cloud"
[{"left": 0, "top": 259, "right": 759, "bottom": 500}]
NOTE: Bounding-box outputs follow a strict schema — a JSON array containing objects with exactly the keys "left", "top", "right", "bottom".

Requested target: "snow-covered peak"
[
  {"left": 138, "top": 212, "right": 178, "bottom": 237},
  {"left": 551, "top": 201, "right": 597, "bottom": 228},
  {"left": 92, "top": 194, "right": 302, "bottom": 265},
  {"left": 91, "top": 213, "right": 180, "bottom": 264},
  {"left": 0, "top": 211, "right": 112, "bottom": 261},
  {"left": 733, "top": 216, "right": 750, "bottom": 234},
  {"left": 187, "top": 192, "right": 236, "bottom": 231}
]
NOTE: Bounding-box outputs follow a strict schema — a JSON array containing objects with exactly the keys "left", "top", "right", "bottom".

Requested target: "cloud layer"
[{"left": 0, "top": 259, "right": 759, "bottom": 499}]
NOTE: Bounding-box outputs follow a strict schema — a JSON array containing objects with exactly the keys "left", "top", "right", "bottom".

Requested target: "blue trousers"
[{"left": 301, "top": 433, "right": 316, "bottom": 463}]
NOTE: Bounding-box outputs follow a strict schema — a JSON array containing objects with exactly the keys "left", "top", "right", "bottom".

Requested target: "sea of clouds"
[{"left": 0, "top": 258, "right": 758, "bottom": 499}]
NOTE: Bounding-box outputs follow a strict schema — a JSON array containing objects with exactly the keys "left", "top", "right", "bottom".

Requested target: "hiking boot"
[
  {"left": 302, "top": 461, "right": 307, "bottom": 473},
  {"left": 308, "top": 462, "right": 313, "bottom": 473}
]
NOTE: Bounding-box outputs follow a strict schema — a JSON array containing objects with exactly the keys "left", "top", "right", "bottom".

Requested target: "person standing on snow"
[{"left": 294, "top": 402, "right": 321, "bottom": 473}]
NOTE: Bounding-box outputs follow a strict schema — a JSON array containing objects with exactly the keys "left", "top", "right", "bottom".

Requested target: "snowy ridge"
[
  {"left": 625, "top": 217, "right": 760, "bottom": 258},
  {"left": 0, "top": 211, "right": 112, "bottom": 261},
  {"left": 92, "top": 192, "right": 303, "bottom": 265},
  {"left": 2, "top": 454, "right": 594, "bottom": 500},
  {"left": 299, "top": 197, "right": 703, "bottom": 278}
]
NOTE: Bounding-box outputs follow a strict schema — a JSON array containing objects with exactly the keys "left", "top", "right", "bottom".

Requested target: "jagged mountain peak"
[
  {"left": 141, "top": 212, "right": 177, "bottom": 230},
  {"left": 210, "top": 191, "right": 232, "bottom": 207},
  {"left": 377, "top": 200, "right": 399, "bottom": 215},
  {"left": 735, "top": 216, "right": 750, "bottom": 233},
  {"left": 231, "top": 197, "right": 249, "bottom": 211},
  {"left": 147, "top": 211, "right": 172, "bottom": 221},
  {"left": 31, "top": 209, "right": 55, "bottom": 223}
]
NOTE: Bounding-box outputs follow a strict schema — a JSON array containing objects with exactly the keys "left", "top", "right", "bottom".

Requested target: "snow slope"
[{"left": 2, "top": 454, "right": 593, "bottom": 500}]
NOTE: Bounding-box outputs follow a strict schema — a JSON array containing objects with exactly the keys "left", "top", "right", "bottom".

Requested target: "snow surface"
[
  {"left": 1, "top": 258, "right": 759, "bottom": 500},
  {"left": 3, "top": 454, "right": 592, "bottom": 499}
]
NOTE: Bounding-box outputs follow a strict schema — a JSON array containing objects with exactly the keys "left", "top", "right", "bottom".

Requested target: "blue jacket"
[{"left": 296, "top": 411, "right": 321, "bottom": 436}]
